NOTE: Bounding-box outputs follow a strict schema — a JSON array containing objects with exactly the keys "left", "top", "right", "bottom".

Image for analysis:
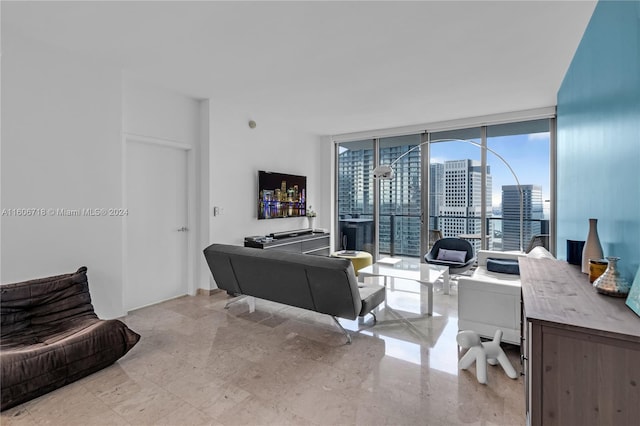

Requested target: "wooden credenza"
[{"left": 519, "top": 257, "right": 640, "bottom": 426}]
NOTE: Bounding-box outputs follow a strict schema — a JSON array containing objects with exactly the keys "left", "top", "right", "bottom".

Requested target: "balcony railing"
[
  {"left": 376, "top": 213, "right": 549, "bottom": 257},
  {"left": 339, "top": 211, "right": 549, "bottom": 257}
]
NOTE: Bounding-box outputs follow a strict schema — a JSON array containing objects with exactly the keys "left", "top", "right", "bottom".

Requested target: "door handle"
[{"left": 177, "top": 226, "right": 188, "bottom": 232}]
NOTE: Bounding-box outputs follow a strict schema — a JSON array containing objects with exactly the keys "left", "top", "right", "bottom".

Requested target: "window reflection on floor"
[{"left": 340, "top": 275, "right": 461, "bottom": 374}]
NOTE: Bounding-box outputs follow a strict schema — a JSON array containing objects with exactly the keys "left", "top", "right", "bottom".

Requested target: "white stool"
[{"left": 456, "top": 329, "right": 518, "bottom": 384}]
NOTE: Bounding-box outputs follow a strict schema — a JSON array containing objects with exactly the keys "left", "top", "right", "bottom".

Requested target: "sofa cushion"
[
  {"left": 486, "top": 258, "right": 520, "bottom": 275},
  {"left": 527, "top": 246, "right": 556, "bottom": 259},
  {"left": 437, "top": 248, "right": 467, "bottom": 263},
  {"left": 1, "top": 268, "right": 140, "bottom": 411},
  {"left": 357, "top": 283, "right": 386, "bottom": 317},
  {"left": 203, "top": 244, "right": 384, "bottom": 321}
]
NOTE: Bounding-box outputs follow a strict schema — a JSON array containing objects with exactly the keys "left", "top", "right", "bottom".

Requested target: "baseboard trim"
[{"left": 196, "top": 288, "right": 223, "bottom": 296}]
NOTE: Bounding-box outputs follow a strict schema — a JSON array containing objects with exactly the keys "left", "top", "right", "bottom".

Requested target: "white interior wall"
[
  {"left": 1, "top": 33, "right": 124, "bottom": 319},
  {"left": 122, "top": 77, "right": 200, "bottom": 145},
  {"left": 0, "top": 35, "right": 206, "bottom": 317},
  {"left": 1, "top": 34, "right": 330, "bottom": 298},
  {"left": 323, "top": 135, "right": 336, "bottom": 251},
  {"left": 205, "top": 104, "right": 329, "bottom": 289},
  {"left": 198, "top": 100, "right": 212, "bottom": 291},
  {"left": 122, "top": 78, "right": 202, "bottom": 301}
]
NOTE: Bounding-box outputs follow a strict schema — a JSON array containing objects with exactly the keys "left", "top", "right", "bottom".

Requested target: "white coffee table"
[{"left": 358, "top": 260, "right": 449, "bottom": 316}]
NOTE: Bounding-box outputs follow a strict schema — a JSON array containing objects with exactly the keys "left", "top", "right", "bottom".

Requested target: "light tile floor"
[{"left": 1, "top": 278, "right": 525, "bottom": 425}]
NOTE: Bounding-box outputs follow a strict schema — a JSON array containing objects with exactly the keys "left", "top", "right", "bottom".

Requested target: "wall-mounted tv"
[{"left": 258, "top": 170, "right": 307, "bottom": 219}]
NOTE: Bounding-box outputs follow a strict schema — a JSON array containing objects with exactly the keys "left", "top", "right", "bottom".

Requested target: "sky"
[
  {"left": 430, "top": 133, "right": 551, "bottom": 208},
  {"left": 338, "top": 131, "right": 552, "bottom": 216}
]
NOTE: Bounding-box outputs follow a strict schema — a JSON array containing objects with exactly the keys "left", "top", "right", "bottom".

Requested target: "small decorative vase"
[
  {"left": 593, "top": 257, "right": 630, "bottom": 297},
  {"left": 307, "top": 216, "right": 315, "bottom": 230},
  {"left": 581, "top": 218, "right": 603, "bottom": 274},
  {"left": 588, "top": 259, "right": 608, "bottom": 283}
]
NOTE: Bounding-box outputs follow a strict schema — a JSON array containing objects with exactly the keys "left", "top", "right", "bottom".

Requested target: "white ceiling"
[{"left": 2, "top": 1, "right": 597, "bottom": 136}]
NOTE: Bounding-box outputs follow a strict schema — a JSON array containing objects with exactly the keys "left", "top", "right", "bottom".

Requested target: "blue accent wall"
[{"left": 557, "top": 0, "right": 640, "bottom": 280}]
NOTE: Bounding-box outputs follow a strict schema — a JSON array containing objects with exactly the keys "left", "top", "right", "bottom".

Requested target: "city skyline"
[
  {"left": 430, "top": 132, "right": 550, "bottom": 209},
  {"left": 337, "top": 132, "right": 550, "bottom": 256}
]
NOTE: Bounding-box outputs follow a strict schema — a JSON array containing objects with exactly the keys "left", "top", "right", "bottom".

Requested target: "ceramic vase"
[
  {"left": 307, "top": 216, "right": 315, "bottom": 230},
  {"left": 593, "top": 256, "right": 630, "bottom": 297},
  {"left": 581, "top": 218, "right": 603, "bottom": 274}
]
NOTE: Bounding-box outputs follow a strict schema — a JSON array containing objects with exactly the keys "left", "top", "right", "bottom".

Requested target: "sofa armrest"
[{"left": 477, "top": 250, "right": 526, "bottom": 267}]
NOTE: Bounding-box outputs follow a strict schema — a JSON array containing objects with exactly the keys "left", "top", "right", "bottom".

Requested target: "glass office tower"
[{"left": 502, "top": 184, "right": 543, "bottom": 251}]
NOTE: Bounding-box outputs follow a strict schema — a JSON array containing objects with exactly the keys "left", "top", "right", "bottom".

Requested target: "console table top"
[
  {"left": 244, "top": 232, "right": 329, "bottom": 249},
  {"left": 519, "top": 257, "right": 640, "bottom": 342}
]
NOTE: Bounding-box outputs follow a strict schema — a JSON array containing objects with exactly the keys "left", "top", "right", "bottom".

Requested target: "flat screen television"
[{"left": 258, "top": 170, "right": 307, "bottom": 219}]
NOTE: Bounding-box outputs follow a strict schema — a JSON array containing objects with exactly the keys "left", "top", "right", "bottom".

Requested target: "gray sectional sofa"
[{"left": 203, "top": 243, "right": 385, "bottom": 343}]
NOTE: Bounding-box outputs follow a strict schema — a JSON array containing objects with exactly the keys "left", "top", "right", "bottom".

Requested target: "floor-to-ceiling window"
[
  {"left": 428, "top": 128, "right": 484, "bottom": 254},
  {"left": 336, "top": 139, "right": 375, "bottom": 254},
  {"left": 379, "top": 135, "right": 422, "bottom": 257},
  {"left": 486, "top": 119, "right": 550, "bottom": 252},
  {"left": 335, "top": 117, "right": 553, "bottom": 259}
]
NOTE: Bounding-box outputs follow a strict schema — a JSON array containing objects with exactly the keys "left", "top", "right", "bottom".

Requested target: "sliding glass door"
[
  {"left": 336, "top": 135, "right": 424, "bottom": 259},
  {"left": 428, "top": 128, "right": 485, "bottom": 255},
  {"left": 486, "top": 119, "right": 550, "bottom": 252},
  {"left": 378, "top": 135, "right": 422, "bottom": 257},
  {"left": 336, "top": 140, "right": 375, "bottom": 254}
]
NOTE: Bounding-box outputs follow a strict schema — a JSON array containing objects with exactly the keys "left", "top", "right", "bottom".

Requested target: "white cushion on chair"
[
  {"left": 527, "top": 246, "right": 556, "bottom": 259},
  {"left": 458, "top": 247, "right": 555, "bottom": 345},
  {"left": 437, "top": 248, "right": 467, "bottom": 263}
]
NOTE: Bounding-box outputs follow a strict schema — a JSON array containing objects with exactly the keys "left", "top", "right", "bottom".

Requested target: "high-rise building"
[
  {"left": 502, "top": 184, "right": 543, "bottom": 251},
  {"left": 338, "top": 143, "right": 423, "bottom": 256},
  {"left": 438, "top": 159, "right": 492, "bottom": 253},
  {"left": 378, "top": 145, "right": 421, "bottom": 256},
  {"left": 338, "top": 148, "right": 494, "bottom": 257},
  {"left": 280, "top": 180, "right": 287, "bottom": 201},
  {"left": 337, "top": 147, "right": 375, "bottom": 253},
  {"left": 337, "top": 148, "right": 374, "bottom": 217},
  {"left": 429, "top": 163, "right": 444, "bottom": 230}
]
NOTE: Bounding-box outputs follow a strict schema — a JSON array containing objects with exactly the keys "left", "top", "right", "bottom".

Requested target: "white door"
[{"left": 126, "top": 140, "right": 188, "bottom": 311}]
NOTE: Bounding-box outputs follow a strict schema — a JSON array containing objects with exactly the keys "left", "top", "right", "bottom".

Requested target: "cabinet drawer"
[
  {"left": 301, "top": 237, "right": 330, "bottom": 252},
  {"left": 266, "top": 242, "right": 302, "bottom": 252},
  {"left": 305, "top": 247, "right": 330, "bottom": 256}
]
